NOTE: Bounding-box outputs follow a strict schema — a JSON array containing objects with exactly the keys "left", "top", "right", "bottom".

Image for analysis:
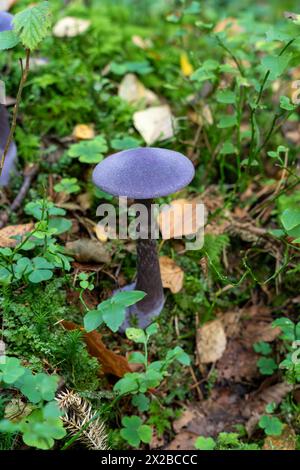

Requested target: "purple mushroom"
[
  {"left": 0, "top": 11, "right": 13, "bottom": 31},
  {"left": 0, "top": 11, "right": 17, "bottom": 187},
  {"left": 93, "top": 147, "right": 195, "bottom": 331}
]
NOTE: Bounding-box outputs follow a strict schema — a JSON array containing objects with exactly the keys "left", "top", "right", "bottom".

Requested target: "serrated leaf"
[
  {"left": 0, "top": 30, "right": 19, "bottom": 50},
  {"left": 13, "top": 2, "right": 52, "bottom": 50}
]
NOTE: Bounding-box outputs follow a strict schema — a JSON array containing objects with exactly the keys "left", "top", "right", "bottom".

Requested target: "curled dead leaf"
[
  {"left": 196, "top": 319, "right": 227, "bottom": 364},
  {"left": 62, "top": 321, "right": 130, "bottom": 378},
  {"left": 73, "top": 124, "right": 95, "bottom": 140},
  {"left": 158, "top": 198, "right": 206, "bottom": 240},
  {"left": 118, "top": 73, "right": 159, "bottom": 106},
  {"left": 133, "top": 105, "right": 174, "bottom": 145},
  {"left": 159, "top": 256, "right": 184, "bottom": 294},
  {"left": 66, "top": 239, "right": 111, "bottom": 264},
  {"left": 53, "top": 17, "right": 91, "bottom": 38},
  {"left": 0, "top": 223, "right": 34, "bottom": 248}
]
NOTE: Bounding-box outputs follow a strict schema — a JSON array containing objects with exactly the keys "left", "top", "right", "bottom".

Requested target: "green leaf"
[
  {"left": 280, "top": 209, "right": 300, "bottom": 231},
  {"left": 54, "top": 178, "right": 80, "bottom": 194},
  {"left": 28, "top": 269, "right": 53, "bottom": 283},
  {"left": 146, "top": 323, "right": 159, "bottom": 337},
  {"left": 272, "top": 317, "right": 295, "bottom": 341},
  {"left": 265, "top": 402, "right": 277, "bottom": 414},
  {"left": 68, "top": 136, "right": 108, "bottom": 164},
  {"left": 259, "top": 415, "right": 284, "bottom": 436},
  {"left": 84, "top": 309, "right": 104, "bottom": 332},
  {"left": 13, "top": 1, "right": 52, "bottom": 50},
  {"left": 195, "top": 436, "right": 216, "bottom": 450},
  {"left": 112, "top": 290, "right": 146, "bottom": 307},
  {"left": 100, "top": 300, "right": 126, "bottom": 333},
  {"left": 126, "top": 328, "right": 147, "bottom": 344},
  {"left": 280, "top": 95, "right": 296, "bottom": 111},
  {"left": 257, "top": 357, "right": 278, "bottom": 375},
  {"left": 132, "top": 393, "right": 150, "bottom": 412},
  {"left": 217, "top": 114, "right": 237, "bottom": 128},
  {"left": 216, "top": 89, "right": 236, "bottom": 104},
  {"left": 0, "top": 30, "right": 20, "bottom": 50},
  {"left": 261, "top": 54, "right": 291, "bottom": 80},
  {"left": 253, "top": 341, "right": 272, "bottom": 356},
  {"left": 114, "top": 373, "right": 139, "bottom": 395},
  {"left": 110, "top": 61, "right": 153, "bottom": 76},
  {"left": 48, "top": 217, "right": 72, "bottom": 235},
  {"left": 220, "top": 141, "right": 237, "bottom": 155},
  {"left": 0, "top": 357, "right": 26, "bottom": 384},
  {"left": 138, "top": 424, "right": 152, "bottom": 444},
  {"left": 120, "top": 415, "right": 152, "bottom": 448},
  {"left": 111, "top": 136, "right": 141, "bottom": 150},
  {"left": 128, "top": 352, "right": 146, "bottom": 364}
]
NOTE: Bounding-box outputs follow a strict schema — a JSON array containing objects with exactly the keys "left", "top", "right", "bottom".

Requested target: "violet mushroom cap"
[
  {"left": 0, "top": 12, "right": 17, "bottom": 187},
  {"left": 0, "top": 11, "right": 13, "bottom": 31},
  {"left": 93, "top": 147, "right": 195, "bottom": 331},
  {"left": 92, "top": 147, "right": 195, "bottom": 199}
]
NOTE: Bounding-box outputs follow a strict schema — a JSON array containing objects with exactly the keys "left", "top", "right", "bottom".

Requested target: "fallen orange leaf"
[
  {"left": 159, "top": 256, "right": 184, "bottom": 294},
  {"left": 0, "top": 223, "right": 34, "bottom": 248},
  {"left": 73, "top": 124, "right": 95, "bottom": 140},
  {"left": 62, "top": 320, "right": 131, "bottom": 378}
]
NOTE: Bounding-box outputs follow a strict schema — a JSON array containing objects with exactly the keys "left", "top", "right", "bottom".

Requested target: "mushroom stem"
[{"left": 134, "top": 199, "right": 164, "bottom": 317}]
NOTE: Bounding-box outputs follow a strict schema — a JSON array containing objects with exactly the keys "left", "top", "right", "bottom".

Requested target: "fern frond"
[{"left": 57, "top": 389, "right": 108, "bottom": 450}]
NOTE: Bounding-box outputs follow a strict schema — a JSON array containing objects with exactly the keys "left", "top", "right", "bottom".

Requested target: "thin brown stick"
[
  {"left": 0, "top": 164, "right": 39, "bottom": 229},
  {"left": 0, "top": 49, "right": 31, "bottom": 174}
]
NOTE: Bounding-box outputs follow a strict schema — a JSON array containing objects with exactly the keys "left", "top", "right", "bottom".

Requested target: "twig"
[
  {"left": 0, "top": 49, "right": 31, "bottom": 175},
  {"left": 0, "top": 164, "right": 39, "bottom": 229}
]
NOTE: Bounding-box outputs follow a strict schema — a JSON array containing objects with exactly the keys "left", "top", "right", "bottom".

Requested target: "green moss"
[{"left": 1, "top": 279, "right": 100, "bottom": 391}]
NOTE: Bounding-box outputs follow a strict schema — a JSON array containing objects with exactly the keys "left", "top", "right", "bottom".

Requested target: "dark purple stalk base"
[{"left": 119, "top": 199, "right": 164, "bottom": 332}]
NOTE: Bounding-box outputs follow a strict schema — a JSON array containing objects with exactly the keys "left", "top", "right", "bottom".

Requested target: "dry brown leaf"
[
  {"left": 118, "top": 73, "right": 159, "bottom": 106},
  {"left": 216, "top": 339, "right": 259, "bottom": 382},
  {"left": 165, "top": 431, "right": 197, "bottom": 451},
  {"left": 196, "top": 319, "right": 227, "bottom": 364},
  {"left": 159, "top": 256, "right": 184, "bottom": 294},
  {"left": 133, "top": 105, "right": 174, "bottom": 145},
  {"left": 66, "top": 239, "right": 111, "bottom": 264},
  {"left": 240, "top": 305, "right": 281, "bottom": 345},
  {"left": 77, "top": 192, "right": 92, "bottom": 211},
  {"left": 0, "top": 223, "right": 34, "bottom": 248},
  {"left": 214, "top": 17, "right": 244, "bottom": 35},
  {"left": 62, "top": 321, "right": 131, "bottom": 378},
  {"left": 94, "top": 224, "right": 108, "bottom": 243},
  {"left": 73, "top": 124, "right": 95, "bottom": 140},
  {"left": 244, "top": 383, "right": 294, "bottom": 436},
  {"left": 158, "top": 198, "right": 205, "bottom": 240},
  {"left": 263, "top": 425, "right": 296, "bottom": 450},
  {"left": 131, "top": 35, "right": 153, "bottom": 49},
  {"left": 178, "top": 388, "right": 247, "bottom": 438},
  {"left": 53, "top": 17, "right": 91, "bottom": 38}
]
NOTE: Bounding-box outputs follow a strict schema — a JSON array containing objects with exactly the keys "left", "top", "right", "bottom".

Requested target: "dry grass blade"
[{"left": 57, "top": 389, "right": 108, "bottom": 450}]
